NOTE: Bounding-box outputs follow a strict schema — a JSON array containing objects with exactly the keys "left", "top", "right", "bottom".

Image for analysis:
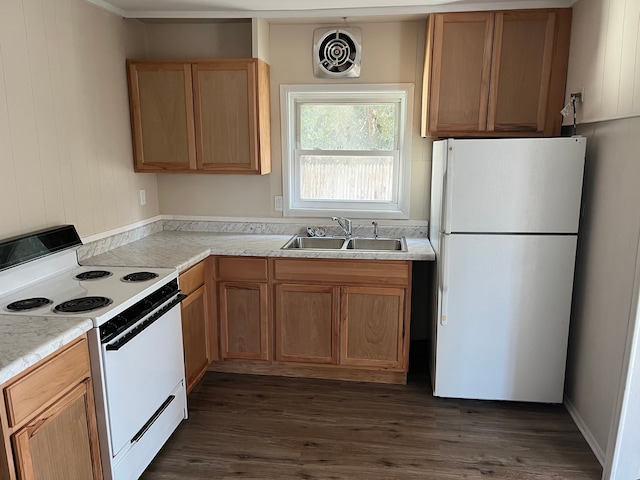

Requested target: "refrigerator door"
[
  {"left": 434, "top": 233, "right": 577, "bottom": 402},
  {"left": 443, "top": 137, "right": 586, "bottom": 234}
]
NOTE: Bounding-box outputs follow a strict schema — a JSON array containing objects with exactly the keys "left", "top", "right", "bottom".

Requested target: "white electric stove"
[
  {"left": 0, "top": 225, "right": 187, "bottom": 480},
  {"left": 0, "top": 260, "right": 177, "bottom": 324}
]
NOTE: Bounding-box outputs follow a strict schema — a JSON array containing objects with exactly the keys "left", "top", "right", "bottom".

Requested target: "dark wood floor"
[{"left": 141, "top": 372, "right": 602, "bottom": 480}]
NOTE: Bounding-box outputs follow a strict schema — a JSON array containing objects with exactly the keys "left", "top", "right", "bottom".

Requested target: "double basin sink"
[{"left": 281, "top": 235, "right": 407, "bottom": 252}]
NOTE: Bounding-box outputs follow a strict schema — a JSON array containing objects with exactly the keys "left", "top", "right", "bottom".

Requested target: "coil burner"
[
  {"left": 121, "top": 272, "right": 159, "bottom": 283},
  {"left": 54, "top": 296, "right": 113, "bottom": 313}
]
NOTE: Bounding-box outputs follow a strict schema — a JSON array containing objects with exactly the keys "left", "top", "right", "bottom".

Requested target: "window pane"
[
  {"left": 300, "top": 156, "right": 393, "bottom": 201},
  {"left": 299, "top": 104, "right": 397, "bottom": 150}
]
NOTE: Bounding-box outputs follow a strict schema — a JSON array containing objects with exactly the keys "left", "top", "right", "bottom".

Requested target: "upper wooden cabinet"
[
  {"left": 421, "top": 9, "right": 572, "bottom": 138},
  {"left": 127, "top": 59, "right": 271, "bottom": 174},
  {"left": 425, "top": 12, "right": 494, "bottom": 135},
  {"left": 127, "top": 63, "right": 196, "bottom": 171}
]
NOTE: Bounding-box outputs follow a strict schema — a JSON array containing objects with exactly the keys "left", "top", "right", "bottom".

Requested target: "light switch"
[
  {"left": 139, "top": 189, "right": 146, "bottom": 206},
  {"left": 274, "top": 196, "right": 283, "bottom": 211}
]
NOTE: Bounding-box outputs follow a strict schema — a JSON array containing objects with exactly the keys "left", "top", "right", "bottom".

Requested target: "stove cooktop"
[{"left": 0, "top": 265, "right": 177, "bottom": 326}]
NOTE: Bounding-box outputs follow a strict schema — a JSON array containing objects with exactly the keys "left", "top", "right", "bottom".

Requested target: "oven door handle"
[
  {"left": 105, "top": 294, "right": 187, "bottom": 351},
  {"left": 131, "top": 394, "right": 176, "bottom": 444}
]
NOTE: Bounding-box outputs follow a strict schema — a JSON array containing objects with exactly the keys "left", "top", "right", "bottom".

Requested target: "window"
[{"left": 280, "top": 84, "right": 413, "bottom": 219}]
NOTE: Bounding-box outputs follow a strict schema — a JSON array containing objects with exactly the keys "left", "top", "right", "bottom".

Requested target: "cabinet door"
[
  {"left": 127, "top": 62, "right": 196, "bottom": 172},
  {"left": 426, "top": 13, "right": 494, "bottom": 134},
  {"left": 487, "top": 11, "right": 556, "bottom": 133},
  {"left": 12, "top": 380, "right": 102, "bottom": 480},
  {"left": 275, "top": 284, "right": 339, "bottom": 364},
  {"left": 219, "top": 282, "right": 269, "bottom": 360},
  {"left": 193, "top": 61, "right": 260, "bottom": 173},
  {"left": 181, "top": 285, "right": 210, "bottom": 393},
  {"left": 340, "top": 287, "right": 405, "bottom": 369}
]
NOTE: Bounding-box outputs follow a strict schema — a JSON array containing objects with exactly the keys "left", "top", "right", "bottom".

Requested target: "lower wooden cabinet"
[
  {"left": 12, "top": 380, "right": 101, "bottom": 480},
  {"left": 179, "top": 260, "right": 211, "bottom": 393},
  {"left": 218, "top": 281, "right": 269, "bottom": 360},
  {"left": 181, "top": 284, "right": 210, "bottom": 392},
  {"left": 0, "top": 335, "right": 103, "bottom": 480},
  {"left": 275, "top": 284, "right": 338, "bottom": 364},
  {"left": 340, "top": 287, "right": 405, "bottom": 369},
  {"left": 209, "top": 256, "right": 412, "bottom": 384},
  {"left": 215, "top": 257, "right": 269, "bottom": 361}
]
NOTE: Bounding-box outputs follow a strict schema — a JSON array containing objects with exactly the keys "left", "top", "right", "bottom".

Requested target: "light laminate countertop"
[
  {"left": 80, "top": 231, "right": 435, "bottom": 272},
  {"left": 0, "top": 315, "right": 93, "bottom": 385}
]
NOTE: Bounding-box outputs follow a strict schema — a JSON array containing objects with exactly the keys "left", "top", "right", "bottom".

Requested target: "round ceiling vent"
[{"left": 313, "top": 28, "right": 362, "bottom": 79}]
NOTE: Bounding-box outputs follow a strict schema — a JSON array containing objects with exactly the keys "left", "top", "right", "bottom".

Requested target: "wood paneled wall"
[
  {"left": 566, "top": 116, "right": 640, "bottom": 463},
  {"left": 565, "top": 0, "right": 640, "bottom": 123},
  {"left": 563, "top": 0, "right": 640, "bottom": 464},
  {"left": 0, "top": 0, "right": 157, "bottom": 239}
]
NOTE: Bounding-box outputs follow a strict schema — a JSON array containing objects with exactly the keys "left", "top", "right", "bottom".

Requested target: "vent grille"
[{"left": 313, "top": 28, "right": 361, "bottom": 79}]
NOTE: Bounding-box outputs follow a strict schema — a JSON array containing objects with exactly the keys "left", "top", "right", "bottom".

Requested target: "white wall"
[
  {"left": 564, "top": 0, "right": 640, "bottom": 463},
  {"left": 146, "top": 21, "right": 432, "bottom": 221},
  {"left": 564, "top": 0, "right": 640, "bottom": 123},
  {"left": 0, "top": 0, "right": 158, "bottom": 239}
]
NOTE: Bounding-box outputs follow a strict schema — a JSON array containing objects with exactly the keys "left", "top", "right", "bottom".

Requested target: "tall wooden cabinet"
[
  {"left": 422, "top": 9, "right": 572, "bottom": 138},
  {"left": 127, "top": 58, "right": 271, "bottom": 174},
  {"left": 0, "top": 336, "right": 103, "bottom": 480}
]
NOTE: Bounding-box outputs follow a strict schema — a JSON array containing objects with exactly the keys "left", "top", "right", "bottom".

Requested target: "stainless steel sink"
[
  {"left": 281, "top": 236, "right": 346, "bottom": 250},
  {"left": 281, "top": 235, "right": 407, "bottom": 252},
  {"left": 346, "top": 237, "right": 407, "bottom": 251}
]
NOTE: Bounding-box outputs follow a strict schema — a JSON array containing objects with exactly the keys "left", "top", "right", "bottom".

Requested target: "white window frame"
[{"left": 280, "top": 84, "right": 413, "bottom": 219}]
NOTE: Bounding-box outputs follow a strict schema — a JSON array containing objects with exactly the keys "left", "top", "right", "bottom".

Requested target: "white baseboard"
[{"left": 564, "top": 395, "right": 606, "bottom": 466}]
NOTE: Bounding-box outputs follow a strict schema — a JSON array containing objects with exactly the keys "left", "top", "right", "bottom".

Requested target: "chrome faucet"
[{"left": 331, "top": 217, "right": 352, "bottom": 237}]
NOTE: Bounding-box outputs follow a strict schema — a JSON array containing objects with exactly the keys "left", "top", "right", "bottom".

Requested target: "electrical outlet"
[
  {"left": 139, "top": 189, "right": 146, "bottom": 206},
  {"left": 274, "top": 196, "right": 283, "bottom": 211}
]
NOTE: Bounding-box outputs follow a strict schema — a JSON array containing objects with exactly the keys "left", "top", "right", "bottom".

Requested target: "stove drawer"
[{"left": 4, "top": 337, "right": 91, "bottom": 427}]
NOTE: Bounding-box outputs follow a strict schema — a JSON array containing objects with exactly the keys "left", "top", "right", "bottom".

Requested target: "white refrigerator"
[{"left": 429, "top": 137, "right": 586, "bottom": 403}]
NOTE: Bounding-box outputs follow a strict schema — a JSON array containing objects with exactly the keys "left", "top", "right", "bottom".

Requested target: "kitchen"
[{"left": 0, "top": 0, "right": 638, "bottom": 479}]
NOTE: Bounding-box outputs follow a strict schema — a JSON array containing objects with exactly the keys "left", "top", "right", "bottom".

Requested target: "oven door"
[{"left": 102, "top": 299, "right": 185, "bottom": 456}]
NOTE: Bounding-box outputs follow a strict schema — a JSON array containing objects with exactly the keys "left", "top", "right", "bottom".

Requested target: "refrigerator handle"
[
  {"left": 439, "top": 234, "right": 450, "bottom": 326},
  {"left": 442, "top": 142, "right": 453, "bottom": 234}
]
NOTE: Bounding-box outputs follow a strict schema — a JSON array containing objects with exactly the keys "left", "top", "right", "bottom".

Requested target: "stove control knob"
[{"left": 100, "top": 323, "right": 117, "bottom": 341}]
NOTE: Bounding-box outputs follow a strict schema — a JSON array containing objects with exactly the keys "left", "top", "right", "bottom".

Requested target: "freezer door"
[
  {"left": 433, "top": 233, "right": 577, "bottom": 402},
  {"left": 443, "top": 137, "right": 586, "bottom": 234}
]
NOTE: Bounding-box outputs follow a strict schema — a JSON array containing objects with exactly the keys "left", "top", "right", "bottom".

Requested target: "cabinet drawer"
[
  {"left": 217, "top": 257, "right": 268, "bottom": 282},
  {"left": 4, "top": 337, "right": 91, "bottom": 427},
  {"left": 180, "top": 261, "right": 206, "bottom": 295},
  {"left": 272, "top": 259, "right": 410, "bottom": 287}
]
